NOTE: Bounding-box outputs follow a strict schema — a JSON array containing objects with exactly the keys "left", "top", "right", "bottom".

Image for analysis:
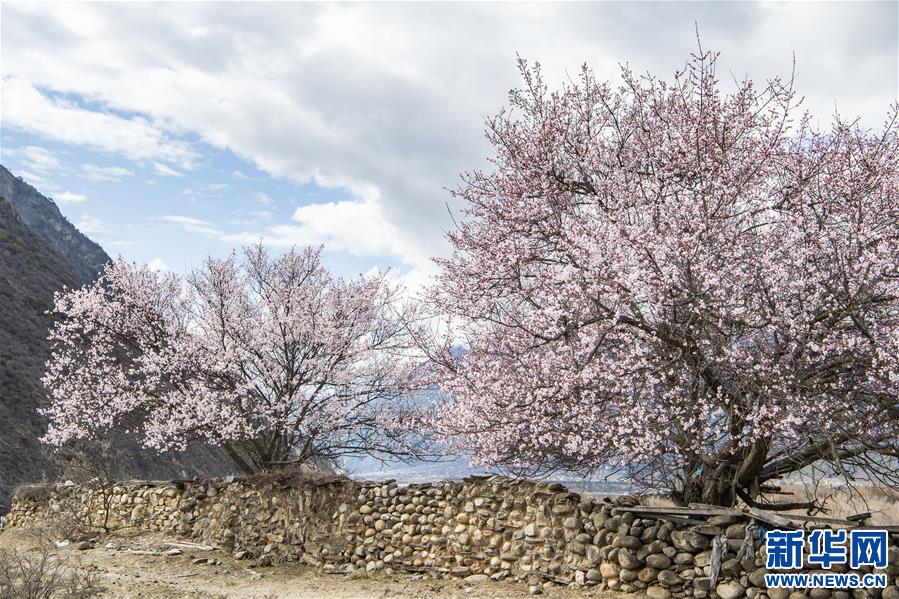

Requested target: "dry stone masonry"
[{"left": 4, "top": 475, "right": 898, "bottom": 599}]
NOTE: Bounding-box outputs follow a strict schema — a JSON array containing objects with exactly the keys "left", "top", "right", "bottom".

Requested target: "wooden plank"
[
  {"left": 744, "top": 507, "right": 797, "bottom": 529},
  {"left": 689, "top": 503, "right": 737, "bottom": 511},
  {"left": 613, "top": 505, "right": 741, "bottom": 518},
  {"left": 654, "top": 514, "right": 715, "bottom": 525},
  {"left": 782, "top": 514, "right": 857, "bottom": 526}
]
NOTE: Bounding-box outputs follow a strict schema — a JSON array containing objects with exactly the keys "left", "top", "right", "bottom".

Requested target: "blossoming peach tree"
[
  {"left": 42, "top": 245, "right": 427, "bottom": 473},
  {"left": 430, "top": 50, "right": 899, "bottom": 507}
]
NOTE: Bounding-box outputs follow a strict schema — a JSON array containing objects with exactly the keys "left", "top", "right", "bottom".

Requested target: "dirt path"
[{"left": 0, "top": 527, "right": 627, "bottom": 599}]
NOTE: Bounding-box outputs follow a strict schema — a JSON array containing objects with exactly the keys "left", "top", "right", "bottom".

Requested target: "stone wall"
[{"left": 3, "top": 475, "right": 898, "bottom": 599}]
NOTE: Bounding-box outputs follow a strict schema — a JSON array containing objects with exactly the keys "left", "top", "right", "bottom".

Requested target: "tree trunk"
[
  {"left": 679, "top": 474, "right": 739, "bottom": 507},
  {"left": 676, "top": 440, "right": 770, "bottom": 507}
]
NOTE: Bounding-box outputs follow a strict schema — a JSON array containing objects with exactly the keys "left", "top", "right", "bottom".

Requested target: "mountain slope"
[
  {"left": 0, "top": 167, "right": 233, "bottom": 512},
  {"left": 0, "top": 195, "right": 81, "bottom": 509},
  {"left": 0, "top": 165, "right": 109, "bottom": 285}
]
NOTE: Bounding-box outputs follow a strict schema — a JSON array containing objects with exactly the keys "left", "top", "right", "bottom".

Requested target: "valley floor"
[{"left": 0, "top": 527, "right": 625, "bottom": 599}]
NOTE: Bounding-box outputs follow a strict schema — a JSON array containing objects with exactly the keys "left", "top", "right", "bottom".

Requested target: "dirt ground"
[{"left": 0, "top": 527, "right": 627, "bottom": 599}]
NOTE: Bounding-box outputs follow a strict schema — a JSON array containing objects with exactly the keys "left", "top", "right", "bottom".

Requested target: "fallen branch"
[
  {"left": 737, "top": 487, "right": 821, "bottom": 513},
  {"left": 164, "top": 541, "right": 215, "bottom": 551}
]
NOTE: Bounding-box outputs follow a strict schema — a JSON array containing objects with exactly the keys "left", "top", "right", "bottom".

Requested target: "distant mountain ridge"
[
  {"left": 0, "top": 165, "right": 109, "bottom": 285},
  {"left": 0, "top": 165, "right": 232, "bottom": 512}
]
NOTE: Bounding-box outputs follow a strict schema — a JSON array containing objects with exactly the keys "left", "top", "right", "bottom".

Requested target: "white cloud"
[
  {"left": 2, "top": 2, "right": 896, "bottom": 277},
  {"left": 18, "top": 145, "right": 60, "bottom": 172},
  {"left": 82, "top": 163, "right": 134, "bottom": 181},
  {"left": 104, "top": 240, "right": 134, "bottom": 249},
  {"left": 163, "top": 197, "right": 438, "bottom": 286},
  {"left": 153, "top": 162, "right": 183, "bottom": 177},
  {"left": 161, "top": 200, "right": 427, "bottom": 272},
  {"left": 270, "top": 199, "right": 414, "bottom": 260},
  {"left": 56, "top": 190, "right": 87, "bottom": 204},
  {"left": 76, "top": 214, "right": 104, "bottom": 235},
  {"left": 254, "top": 191, "right": 272, "bottom": 205},
  {"left": 4, "top": 146, "right": 62, "bottom": 180},
  {"left": 1, "top": 78, "right": 197, "bottom": 167},
  {"left": 207, "top": 182, "right": 228, "bottom": 190},
  {"left": 147, "top": 257, "right": 169, "bottom": 271},
  {"left": 161, "top": 215, "right": 225, "bottom": 238},
  {"left": 228, "top": 209, "right": 272, "bottom": 227}
]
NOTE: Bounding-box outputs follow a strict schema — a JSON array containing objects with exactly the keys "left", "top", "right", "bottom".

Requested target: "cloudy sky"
[{"left": 2, "top": 2, "right": 896, "bottom": 285}]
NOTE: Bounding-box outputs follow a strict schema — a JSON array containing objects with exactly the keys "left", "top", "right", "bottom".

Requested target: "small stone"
[
  {"left": 600, "top": 561, "right": 621, "bottom": 579},
  {"left": 694, "top": 577, "right": 712, "bottom": 591},
  {"left": 620, "top": 535, "right": 642, "bottom": 549},
  {"left": 690, "top": 524, "right": 723, "bottom": 536},
  {"left": 672, "top": 530, "right": 710, "bottom": 551},
  {"left": 528, "top": 585, "right": 543, "bottom": 595},
  {"left": 620, "top": 568, "right": 638, "bottom": 582},
  {"left": 646, "top": 554, "right": 672, "bottom": 569},
  {"left": 658, "top": 570, "right": 681, "bottom": 586},
  {"left": 647, "top": 585, "right": 673, "bottom": 599},
  {"left": 716, "top": 581, "right": 746, "bottom": 599},
  {"left": 464, "top": 574, "right": 489, "bottom": 584},
  {"left": 748, "top": 567, "right": 768, "bottom": 588},
  {"left": 694, "top": 551, "right": 713, "bottom": 568},
  {"left": 76, "top": 541, "right": 92, "bottom": 550},
  {"left": 618, "top": 548, "right": 642, "bottom": 569},
  {"left": 674, "top": 552, "right": 695, "bottom": 565}
]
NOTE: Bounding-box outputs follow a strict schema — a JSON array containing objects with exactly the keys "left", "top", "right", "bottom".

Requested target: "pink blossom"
[
  {"left": 43, "top": 245, "right": 427, "bottom": 472},
  {"left": 429, "top": 51, "right": 899, "bottom": 505}
]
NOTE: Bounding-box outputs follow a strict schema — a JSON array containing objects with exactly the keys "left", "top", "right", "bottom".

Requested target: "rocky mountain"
[
  {"left": 0, "top": 165, "right": 109, "bottom": 284},
  {"left": 0, "top": 194, "right": 82, "bottom": 511},
  {"left": 0, "top": 166, "right": 232, "bottom": 512}
]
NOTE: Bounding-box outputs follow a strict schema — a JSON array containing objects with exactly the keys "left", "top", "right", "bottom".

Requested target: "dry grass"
[
  {"left": 637, "top": 493, "right": 678, "bottom": 508},
  {"left": 773, "top": 483, "right": 899, "bottom": 524},
  {"left": 0, "top": 527, "right": 103, "bottom": 598}
]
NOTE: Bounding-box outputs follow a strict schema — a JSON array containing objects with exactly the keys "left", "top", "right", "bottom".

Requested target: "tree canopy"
[
  {"left": 429, "top": 50, "right": 899, "bottom": 506},
  {"left": 43, "top": 245, "right": 426, "bottom": 473}
]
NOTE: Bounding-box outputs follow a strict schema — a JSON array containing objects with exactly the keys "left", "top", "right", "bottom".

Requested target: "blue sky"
[
  {"left": 1, "top": 2, "right": 896, "bottom": 286},
  {"left": 2, "top": 126, "right": 394, "bottom": 278}
]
